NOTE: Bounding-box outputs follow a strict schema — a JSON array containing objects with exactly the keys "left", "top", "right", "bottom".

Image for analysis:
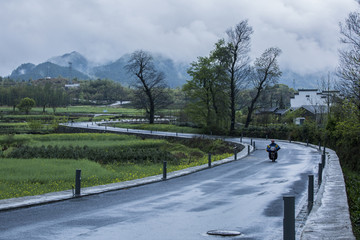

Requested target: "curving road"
[{"left": 0, "top": 124, "right": 322, "bottom": 240}]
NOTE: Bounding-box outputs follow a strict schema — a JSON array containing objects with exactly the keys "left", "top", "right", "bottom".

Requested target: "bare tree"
[
  {"left": 245, "top": 47, "right": 282, "bottom": 128},
  {"left": 125, "top": 50, "right": 169, "bottom": 124},
  {"left": 226, "top": 20, "right": 253, "bottom": 134},
  {"left": 338, "top": 12, "right": 360, "bottom": 110},
  {"left": 318, "top": 72, "right": 336, "bottom": 117}
]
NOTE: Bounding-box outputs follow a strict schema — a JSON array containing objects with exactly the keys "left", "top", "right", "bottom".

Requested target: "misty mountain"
[
  {"left": 90, "top": 55, "right": 129, "bottom": 85},
  {"left": 153, "top": 54, "right": 190, "bottom": 88},
  {"left": 47, "top": 51, "right": 91, "bottom": 73},
  {"left": 92, "top": 53, "right": 189, "bottom": 88},
  {"left": 10, "top": 63, "right": 36, "bottom": 77},
  {"left": 9, "top": 51, "right": 326, "bottom": 89},
  {"left": 10, "top": 61, "right": 90, "bottom": 81},
  {"left": 9, "top": 51, "right": 189, "bottom": 87}
]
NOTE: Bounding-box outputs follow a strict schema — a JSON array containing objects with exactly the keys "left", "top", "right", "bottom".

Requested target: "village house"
[
  {"left": 289, "top": 89, "right": 340, "bottom": 124},
  {"left": 290, "top": 89, "right": 339, "bottom": 108}
]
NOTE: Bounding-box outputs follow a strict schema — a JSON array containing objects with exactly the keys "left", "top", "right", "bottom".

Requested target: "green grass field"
[
  {"left": 0, "top": 133, "right": 233, "bottom": 199},
  {"left": 0, "top": 158, "right": 117, "bottom": 199}
]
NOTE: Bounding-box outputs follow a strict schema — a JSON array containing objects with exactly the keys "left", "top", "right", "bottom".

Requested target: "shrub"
[
  {"left": 235, "top": 123, "right": 323, "bottom": 145},
  {"left": 17, "top": 97, "right": 36, "bottom": 115},
  {"left": 167, "top": 137, "right": 238, "bottom": 154},
  {"left": 7, "top": 145, "right": 179, "bottom": 165},
  {"left": 0, "top": 134, "right": 29, "bottom": 151}
]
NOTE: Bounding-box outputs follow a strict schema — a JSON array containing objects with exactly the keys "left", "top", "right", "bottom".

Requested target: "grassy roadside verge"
[
  {"left": 0, "top": 158, "right": 116, "bottom": 199},
  {"left": 343, "top": 168, "right": 360, "bottom": 239}
]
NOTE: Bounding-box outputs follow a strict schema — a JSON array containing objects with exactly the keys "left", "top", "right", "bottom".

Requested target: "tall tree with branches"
[
  {"left": 125, "top": 50, "right": 169, "bottom": 124},
  {"left": 245, "top": 47, "right": 282, "bottom": 128},
  {"left": 184, "top": 56, "right": 215, "bottom": 129},
  {"left": 226, "top": 20, "right": 253, "bottom": 134},
  {"left": 183, "top": 51, "right": 229, "bottom": 133},
  {"left": 338, "top": 11, "right": 360, "bottom": 110}
]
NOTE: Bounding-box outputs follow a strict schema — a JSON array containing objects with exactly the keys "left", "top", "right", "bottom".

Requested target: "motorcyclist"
[{"left": 266, "top": 140, "right": 281, "bottom": 160}]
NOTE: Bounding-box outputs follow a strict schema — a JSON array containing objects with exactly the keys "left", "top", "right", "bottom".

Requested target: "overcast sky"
[{"left": 0, "top": 0, "right": 358, "bottom": 77}]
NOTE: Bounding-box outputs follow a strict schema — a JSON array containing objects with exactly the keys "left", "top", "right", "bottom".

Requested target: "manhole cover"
[{"left": 207, "top": 230, "right": 242, "bottom": 236}]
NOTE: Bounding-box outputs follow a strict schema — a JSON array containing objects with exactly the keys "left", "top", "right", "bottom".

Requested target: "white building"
[
  {"left": 290, "top": 89, "right": 340, "bottom": 108},
  {"left": 65, "top": 83, "right": 80, "bottom": 89}
]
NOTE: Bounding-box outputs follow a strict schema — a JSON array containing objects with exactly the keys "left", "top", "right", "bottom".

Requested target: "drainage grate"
[{"left": 207, "top": 230, "right": 242, "bottom": 236}]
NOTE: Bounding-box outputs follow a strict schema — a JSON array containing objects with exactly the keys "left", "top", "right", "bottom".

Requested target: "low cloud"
[{"left": 0, "top": 0, "right": 358, "bottom": 76}]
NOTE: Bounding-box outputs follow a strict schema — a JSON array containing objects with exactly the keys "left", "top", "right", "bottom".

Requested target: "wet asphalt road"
[{"left": 0, "top": 137, "right": 320, "bottom": 240}]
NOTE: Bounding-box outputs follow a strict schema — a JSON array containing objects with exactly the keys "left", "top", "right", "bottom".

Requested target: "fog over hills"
[
  {"left": 10, "top": 60, "right": 90, "bottom": 81},
  {"left": 9, "top": 51, "right": 189, "bottom": 88},
  {"left": 47, "top": 51, "right": 91, "bottom": 74},
  {"left": 9, "top": 51, "right": 322, "bottom": 89}
]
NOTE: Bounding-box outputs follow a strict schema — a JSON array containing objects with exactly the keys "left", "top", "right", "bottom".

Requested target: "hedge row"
[
  {"left": 235, "top": 123, "right": 322, "bottom": 144},
  {"left": 7, "top": 145, "right": 179, "bottom": 165}
]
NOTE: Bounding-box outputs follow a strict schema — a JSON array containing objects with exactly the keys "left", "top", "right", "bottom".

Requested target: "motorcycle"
[{"left": 269, "top": 146, "right": 277, "bottom": 162}]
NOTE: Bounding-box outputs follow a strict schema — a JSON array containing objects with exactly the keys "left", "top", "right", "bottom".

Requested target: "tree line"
[
  {"left": 0, "top": 79, "right": 69, "bottom": 113},
  {"left": 327, "top": 10, "right": 360, "bottom": 171},
  {"left": 0, "top": 78, "right": 132, "bottom": 114}
]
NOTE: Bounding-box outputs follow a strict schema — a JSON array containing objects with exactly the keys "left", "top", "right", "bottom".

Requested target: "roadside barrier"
[
  {"left": 283, "top": 143, "right": 328, "bottom": 239},
  {"left": 308, "top": 175, "right": 314, "bottom": 213},
  {"left": 283, "top": 196, "right": 295, "bottom": 240},
  {"left": 75, "top": 169, "right": 81, "bottom": 197},
  {"left": 162, "top": 161, "right": 167, "bottom": 180},
  {"left": 318, "top": 163, "right": 323, "bottom": 186}
]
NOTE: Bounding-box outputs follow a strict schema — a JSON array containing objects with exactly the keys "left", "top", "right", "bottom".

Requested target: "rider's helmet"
[{"left": 271, "top": 139, "right": 275, "bottom": 143}]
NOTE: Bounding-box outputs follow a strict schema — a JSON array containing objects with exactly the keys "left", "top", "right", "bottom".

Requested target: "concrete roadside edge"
[{"left": 300, "top": 148, "right": 355, "bottom": 239}]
